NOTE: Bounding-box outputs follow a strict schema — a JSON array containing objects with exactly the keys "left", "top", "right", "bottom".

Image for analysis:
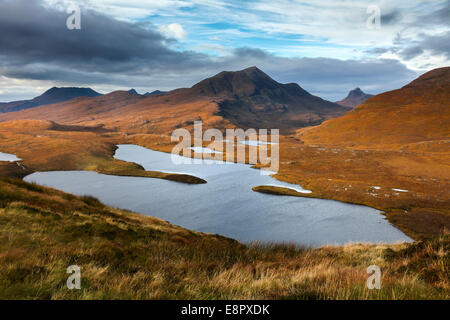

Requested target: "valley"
[
  {"left": 0, "top": 68, "right": 448, "bottom": 240},
  {"left": 0, "top": 66, "right": 448, "bottom": 299}
]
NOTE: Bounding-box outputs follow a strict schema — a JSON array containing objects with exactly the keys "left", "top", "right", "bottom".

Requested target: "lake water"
[
  {"left": 24, "top": 144, "right": 412, "bottom": 246},
  {"left": 0, "top": 151, "right": 21, "bottom": 162}
]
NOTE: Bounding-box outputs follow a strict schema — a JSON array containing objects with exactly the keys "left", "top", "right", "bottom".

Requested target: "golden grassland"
[
  {"left": 0, "top": 120, "right": 205, "bottom": 184},
  {"left": 0, "top": 118, "right": 448, "bottom": 299},
  {"left": 0, "top": 177, "right": 448, "bottom": 299},
  {"left": 279, "top": 69, "right": 450, "bottom": 240},
  {"left": 0, "top": 119, "right": 448, "bottom": 239},
  {"left": 265, "top": 135, "right": 450, "bottom": 240}
]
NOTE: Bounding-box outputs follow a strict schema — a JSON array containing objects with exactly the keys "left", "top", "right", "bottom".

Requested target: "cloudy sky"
[{"left": 0, "top": 0, "right": 449, "bottom": 101}]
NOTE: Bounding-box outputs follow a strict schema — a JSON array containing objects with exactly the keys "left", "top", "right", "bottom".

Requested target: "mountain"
[
  {"left": 336, "top": 88, "right": 374, "bottom": 108},
  {"left": 300, "top": 67, "right": 450, "bottom": 148},
  {"left": 144, "top": 90, "right": 166, "bottom": 96},
  {"left": 0, "top": 67, "right": 350, "bottom": 133},
  {"left": 0, "top": 87, "right": 102, "bottom": 113},
  {"left": 184, "top": 66, "right": 350, "bottom": 130}
]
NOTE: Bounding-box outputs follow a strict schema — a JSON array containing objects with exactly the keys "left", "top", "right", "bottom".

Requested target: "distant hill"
[
  {"left": 300, "top": 67, "right": 450, "bottom": 148},
  {"left": 336, "top": 88, "right": 374, "bottom": 108},
  {"left": 144, "top": 90, "right": 167, "bottom": 96},
  {"left": 0, "top": 67, "right": 350, "bottom": 133},
  {"left": 0, "top": 87, "right": 102, "bottom": 113}
]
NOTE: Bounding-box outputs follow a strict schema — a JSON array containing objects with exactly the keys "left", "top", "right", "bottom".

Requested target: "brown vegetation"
[
  {"left": 0, "top": 178, "right": 447, "bottom": 299},
  {"left": 0, "top": 120, "right": 205, "bottom": 184}
]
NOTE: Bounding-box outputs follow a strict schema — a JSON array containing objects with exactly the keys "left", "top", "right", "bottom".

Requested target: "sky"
[{"left": 0, "top": 0, "right": 449, "bottom": 102}]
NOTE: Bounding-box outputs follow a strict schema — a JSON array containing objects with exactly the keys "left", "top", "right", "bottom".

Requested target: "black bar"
[{"left": 0, "top": 300, "right": 447, "bottom": 319}]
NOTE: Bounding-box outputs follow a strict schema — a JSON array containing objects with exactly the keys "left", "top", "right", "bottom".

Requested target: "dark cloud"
[
  {"left": 421, "top": 0, "right": 450, "bottom": 26},
  {"left": 381, "top": 10, "right": 402, "bottom": 25},
  {"left": 0, "top": 0, "right": 420, "bottom": 101},
  {"left": 398, "top": 31, "right": 450, "bottom": 60},
  {"left": 0, "top": 0, "right": 209, "bottom": 77},
  {"left": 366, "top": 2, "right": 450, "bottom": 63}
]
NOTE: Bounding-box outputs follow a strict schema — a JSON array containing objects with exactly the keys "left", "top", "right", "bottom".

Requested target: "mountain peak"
[
  {"left": 144, "top": 90, "right": 166, "bottom": 96},
  {"left": 43, "top": 87, "right": 59, "bottom": 95},
  {"left": 41, "top": 87, "right": 100, "bottom": 97},
  {"left": 191, "top": 66, "right": 285, "bottom": 99},
  {"left": 336, "top": 87, "right": 374, "bottom": 108},
  {"left": 347, "top": 88, "right": 365, "bottom": 98},
  {"left": 0, "top": 87, "right": 102, "bottom": 113},
  {"left": 184, "top": 66, "right": 348, "bottom": 132}
]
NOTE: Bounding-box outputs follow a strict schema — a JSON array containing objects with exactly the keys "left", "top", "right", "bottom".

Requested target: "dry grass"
[
  {"left": 282, "top": 68, "right": 450, "bottom": 239},
  {"left": 1, "top": 119, "right": 449, "bottom": 239},
  {"left": 0, "top": 120, "right": 205, "bottom": 184},
  {"left": 0, "top": 178, "right": 448, "bottom": 300}
]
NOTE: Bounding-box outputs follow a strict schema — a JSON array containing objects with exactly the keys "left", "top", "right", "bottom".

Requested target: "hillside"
[
  {"left": 0, "top": 87, "right": 102, "bottom": 113},
  {"left": 0, "top": 67, "right": 350, "bottom": 134},
  {"left": 300, "top": 67, "right": 450, "bottom": 149},
  {"left": 336, "top": 88, "right": 374, "bottom": 108},
  {"left": 260, "top": 68, "right": 450, "bottom": 240},
  {"left": 0, "top": 177, "right": 447, "bottom": 299}
]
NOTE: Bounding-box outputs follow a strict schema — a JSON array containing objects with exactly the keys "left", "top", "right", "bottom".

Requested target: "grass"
[
  {"left": 0, "top": 120, "right": 205, "bottom": 184},
  {"left": 0, "top": 177, "right": 448, "bottom": 299},
  {"left": 263, "top": 136, "right": 450, "bottom": 240},
  {"left": 1, "top": 119, "right": 448, "bottom": 238}
]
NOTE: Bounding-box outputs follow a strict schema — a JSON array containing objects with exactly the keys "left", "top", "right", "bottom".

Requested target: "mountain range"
[
  {"left": 0, "top": 67, "right": 350, "bottom": 133},
  {"left": 0, "top": 87, "right": 102, "bottom": 113},
  {"left": 1, "top": 66, "right": 448, "bottom": 146}
]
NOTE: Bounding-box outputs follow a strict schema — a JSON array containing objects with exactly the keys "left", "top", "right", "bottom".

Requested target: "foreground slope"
[
  {"left": 0, "top": 177, "right": 447, "bottom": 299},
  {"left": 300, "top": 67, "right": 450, "bottom": 148}
]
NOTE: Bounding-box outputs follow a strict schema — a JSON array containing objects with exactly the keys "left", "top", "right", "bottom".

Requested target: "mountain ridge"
[
  {"left": 0, "top": 67, "right": 350, "bottom": 133},
  {"left": 185, "top": 66, "right": 350, "bottom": 131},
  {"left": 0, "top": 87, "right": 102, "bottom": 113}
]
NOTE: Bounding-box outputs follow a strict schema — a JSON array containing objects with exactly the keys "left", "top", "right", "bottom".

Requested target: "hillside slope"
[
  {"left": 0, "top": 177, "right": 447, "bottom": 299},
  {"left": 300, "top": 67, "right": 450, "bottom": 148}
]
